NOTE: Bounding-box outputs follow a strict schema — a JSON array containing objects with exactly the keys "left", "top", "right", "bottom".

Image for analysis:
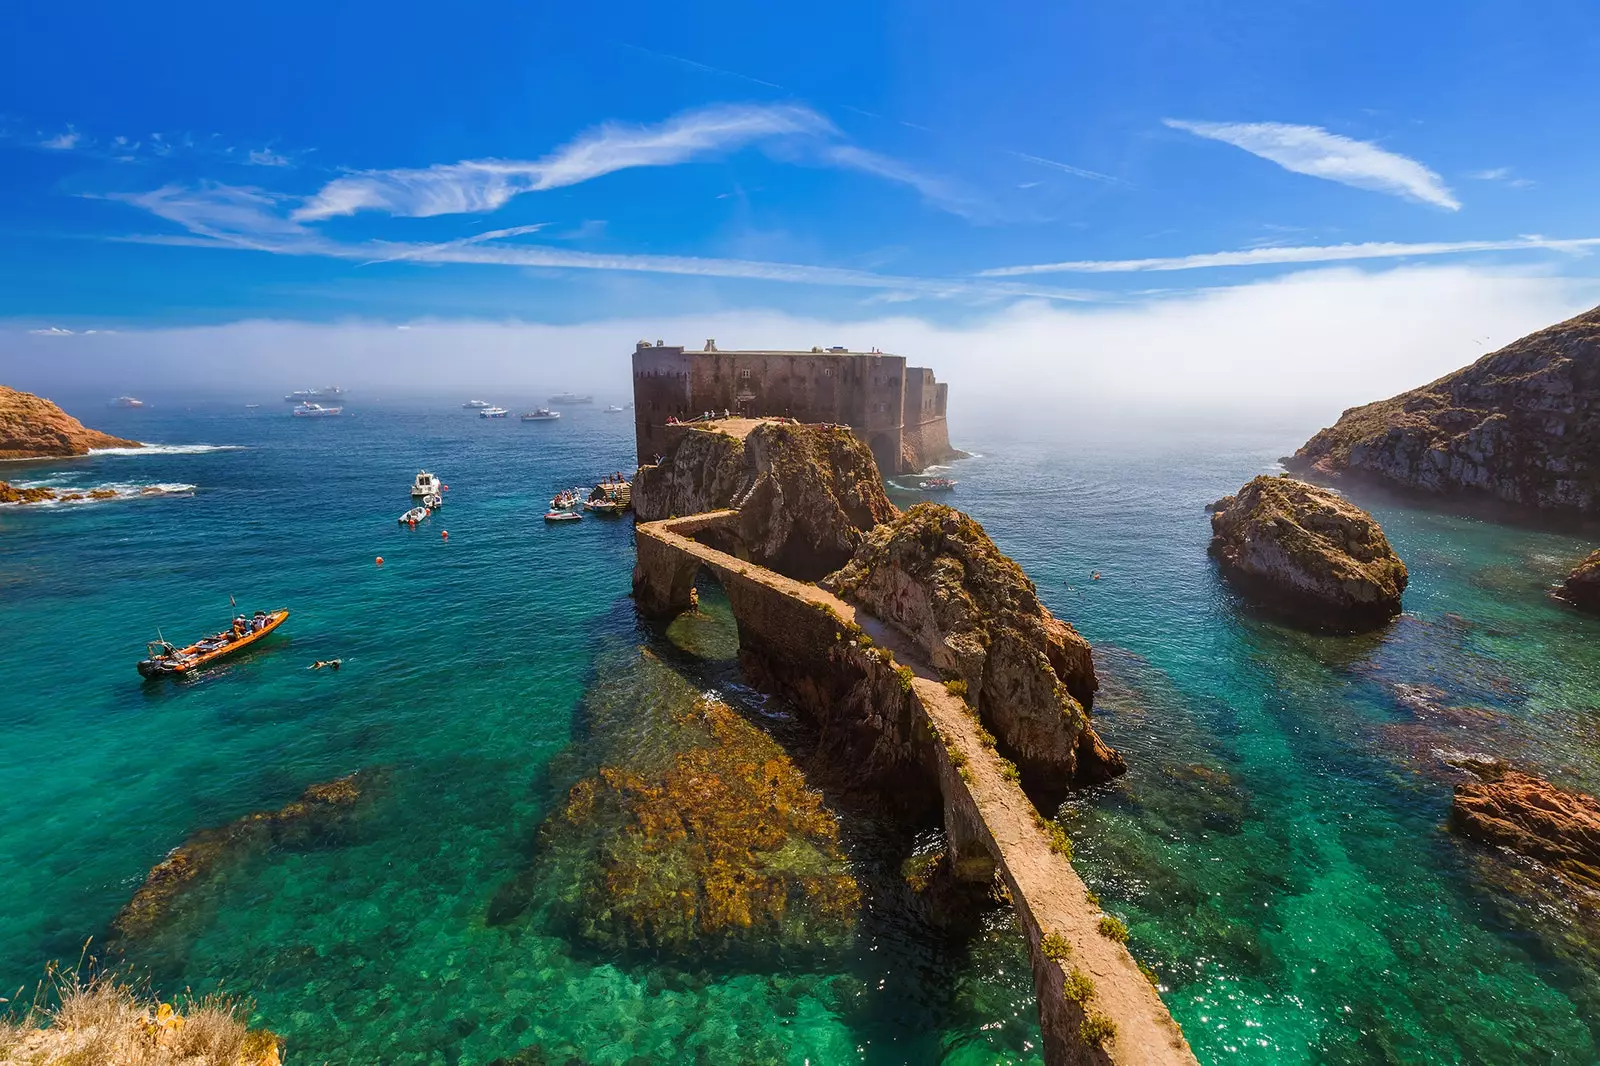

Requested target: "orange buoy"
[
  {"left": 376, "top": 556, "right": 384, "bottom": 566},
  {"left": 441, "top": 530, "right": 449, "bottom": 539}
]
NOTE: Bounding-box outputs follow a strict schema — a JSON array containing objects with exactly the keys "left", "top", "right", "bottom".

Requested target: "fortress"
[{"left": 631, "top": 340, "right": 960, "bottom": 475}]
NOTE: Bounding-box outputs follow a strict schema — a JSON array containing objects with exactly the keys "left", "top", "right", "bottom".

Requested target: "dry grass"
[{"left": 0, "top": 968, "right": 279, "bottom": 1065}]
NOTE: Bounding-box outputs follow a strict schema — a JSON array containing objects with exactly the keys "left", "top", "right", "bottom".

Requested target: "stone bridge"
[{"left": 634, "top": 512, "right": 1197, "bottom": 1066}]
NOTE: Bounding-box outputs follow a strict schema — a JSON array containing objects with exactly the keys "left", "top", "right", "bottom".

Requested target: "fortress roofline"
[{"left": 635, "top": 341, "right": 901, "bottom": 359}]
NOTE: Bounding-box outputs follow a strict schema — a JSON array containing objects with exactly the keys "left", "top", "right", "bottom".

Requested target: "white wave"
[{"left": 88, "top": 443, "right": 246, "bottom": 456}]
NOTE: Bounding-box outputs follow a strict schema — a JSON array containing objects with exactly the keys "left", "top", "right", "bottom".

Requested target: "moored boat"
[
  {"left": 399, "top": 505, "right": 430, "bottom": 524},
  {"left": 479, "top": 406, "right": 509, "bottom": 419},
  {"left": 583, "top": 498, "right": 625, "bottom": 515},
  {"left": 521, "top": 408, "right": 560, "bottom": 421},
  {"left": 462, "top": 399, "right": 492, "bottom": 409},
  {"left": 544, "top": 510, "right": 582, "bottom": 522},
  {"left": 410, "top": 470, "right": 443, "bottom": 499},
  {"left": 286, "top": 386, "right": 346, "bottom": 404},
  {"left": 137, "top": 609, "right": 289, "bottom": 678},
  {"left": 113, "top": 396, "right": 145, "bottom": 408},
  {"left": 604, "top": 404, "right": 624, "bottom": 413},
  {"left": 920, "top": 478, "right": 957, "bottom": 491},
  {"left": 293, "top": 403, "right": 343, "bottom": 417}
]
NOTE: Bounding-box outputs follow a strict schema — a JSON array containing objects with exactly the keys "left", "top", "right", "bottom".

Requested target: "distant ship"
[
  {"left": 285, "top": 386, "right": 347, "bottom": 404},
  {"left": 479, "top": 406, "right": 509, "bottom": 419},
  {"left": 604, "top": 405, "right": 624, "bottom": 413},
  {"left": 521, "top": 408, "right": 560, "bottom": 421},
  {"left": 462, "top": 399, "right": 492, "bottom": 409},
  {"left": 292, "top": 403, "right": 343, "bottom": 417},
  {"left": 549, "top": 393, "right": 593, "bottom": 405},
  {"left": 112, "top": 396, "right": 145, "bottom": 408}
]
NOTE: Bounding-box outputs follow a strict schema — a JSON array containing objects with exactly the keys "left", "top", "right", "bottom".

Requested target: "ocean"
[{"left": 2, "top": 395, "right": 1597, "bottom": 1065}]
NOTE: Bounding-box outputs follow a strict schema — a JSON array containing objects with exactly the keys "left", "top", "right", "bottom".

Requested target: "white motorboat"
[
  {"left": 399, "top": 505, "right": 430, "bottom": 524},
  {"left": 462, "top": 400, "right": 492, "bottom": 409},
  {"left": 521, "top": 408, "right": 560, "bottom": 421},
  {"left": 293, "top": 403, "right": 343, "bottom": 417},
  {"left": 112, "top": 396, "right": 145, "bottom": 408},
  {"left": 410, "top": 470, "right": 443, "bottom": 499},
  {"left": 604, "top": 404, "right": 624, "bottom": 413},
  {"left": 544, "top": 510, "right": 582, "bottom": 523},
  {"left": 286, "top": 386, "right": 346, "bottom": 404},
  {"left": 479, "top": 406, "right": 509, "bottom": 419}
]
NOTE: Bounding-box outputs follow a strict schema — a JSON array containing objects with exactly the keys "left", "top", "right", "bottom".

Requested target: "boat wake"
[{"left": 88, "top": 443, "right": 246, "bottom": 456}]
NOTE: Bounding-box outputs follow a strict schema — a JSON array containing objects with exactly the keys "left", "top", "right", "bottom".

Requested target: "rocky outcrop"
[
  {"left": 1208, "top": 475, "right": 1407, "bottom": 632},
  {"left": 1450, "top": 763, "right": 1600, "bottom": 894},
  {"left": 1, "top": 481, "right": 181, "bottom": 505},
  {"left": 112, "top": 772, "right": 373, "bottom": 941},
  {"left": 822, "top": 502, "right": 1121, "bottom": 788},
  {"left": 1554, "top": 549, "right": 1600, "bottom": 613},
  {"left": 635, "top": 421, "right": 897, "bottom": 580},
  {"left": 0, "top": 384, "right": 139, "bottom": 459},
  {"left": 1285, "top": 304, "right": 1600, "bottom": 516}
]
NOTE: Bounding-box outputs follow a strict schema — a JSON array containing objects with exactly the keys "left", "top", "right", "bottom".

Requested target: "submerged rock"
[
  {"left": 1450, "top": 763, "right": 1600, "bottom": 894},
  {"left": 112, "top": 772, "right": 373, "bottom": 941},
  {"left": 1208, "top": 475, "right": 1407, "bottom": 632},
  {"left": 822, "top": 502, "right": 1122, "bottom": 787},
  {"left": 0, "top": 384, "right": 140, "bottom": 459},
  {"left": 634, "top": 420, "right": 896, "bottom": 579},
  {"left": 1554, "top": 549, "right": 1600, "bottom": 613},
  {"left": 1285, "top": 303, "right": 1600, "bottom": 517},
  {"left": 534, "top": 696, "right": 859, "bottom": 957},
  {"left": 0, "top": 480, "right": 59, "bottom": 504}
]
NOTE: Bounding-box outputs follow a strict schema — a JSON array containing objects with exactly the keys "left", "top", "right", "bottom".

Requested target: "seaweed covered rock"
[
  {"left": 535, "top": 695, "right": 859, "bottom": 957},
  {"left": 1554, "top": 549, "right": 1600, "bottom": 614},
  {"left": 112, "top": 772, "right": 374, "bottom": 941},
  {"left": 635, "top": 420, "right": 896, "bottom": 579},
  {"left": 0, "top": 384, "right": 140, "bottom": 459},
  {"left": 1451, "top": 763, "right": 1600, "bottom": 893},
  {"left": 822, "top": 502, "right": 1121, "bottom": 787},
  {"left": 1208, "top": 475, "right": 1407, "bottom": 632},
  {"left": 1285, "top": 304, "right": 1600, "bottom": 517}
]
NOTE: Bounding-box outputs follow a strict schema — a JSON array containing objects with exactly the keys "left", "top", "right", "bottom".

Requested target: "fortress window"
[
  {"left": 823, "top": 367, "right": 833, "bottom": 377},
  {"left": 739, "top": 368, "right": 751, "bottom": 380}
]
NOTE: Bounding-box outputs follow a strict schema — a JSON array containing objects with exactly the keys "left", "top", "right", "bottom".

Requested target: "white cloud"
[
  {"left": 28, "top": 326, "right": 75, "bottom": 335},
  {"left": 1468, "top": 166, "right": 1534, "bottom": 189},
  {"left": 1164, "top": 119, "right": 1460, "bottom": 210},
  {"left": 293, "top": 104, "right": 834, "bottom": 221},
  {"left": 980, "top": 235, "right": 1600, "bottom": 276},
  {"left": 1009, "top": 151, "right": 1124, "bottom": 185},
  {"left": 41, "top": 128, "right": 81, "bottom": 150},
  {"left": 102, "top": 183, "right": 309, "bottom": 241},
  {"left": 822, "top": 145, "right": 989, "bottom": 219},
  {"left": 7, "top": 266, "right": 1588, "bottom": 411},
  {"left": 247, "top": 148, "right": 293, "bottom": 167}
]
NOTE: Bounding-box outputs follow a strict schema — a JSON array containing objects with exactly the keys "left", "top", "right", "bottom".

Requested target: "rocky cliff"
[
  {"left": 1208, "top": 475, "right": 1407, "bottom": 632},
  {"left": 0, "top": 384, "right": 140, "bottom": 459},
  {"left": 822, "top": 502, "right": 1122, "bottom": 788},
  {"left": 635, "top": 421, "right": 897, "bottom": 579},
  {"left": 1451, "top": 763, "right": 1600, "bottom": 894},
  {"left": 1285, "top": 304, "right": 1600, "bottom": 517},
  {"left": 1554, "top": 549, "right": 1600, "bottom": 613}
]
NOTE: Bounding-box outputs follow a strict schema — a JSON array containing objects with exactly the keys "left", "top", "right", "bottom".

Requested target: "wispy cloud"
[
  {"left": 979, "top": 236, "right": 1600, "bottom": 276},
  {"left": 614, "top": 42, "right": 784, "bottom": 90},
  {"left": 28, "top": 326, "right": 75, "bottom": 335},
  {"left": 1008, "top": 151, "right": 1124, "bottom": 186},
  {"left": 40, "top": 127, "right": 80, "bottom": 150},
  {"left": 1163, "top": 119, "right": 1460, "bottom": 210},
  {"left": 822, "top": 145, "right": 990, "bottom": 219},
  {"left": 293, "top": 104, "right": 834, "bottom": 221},
  {"left": 1468, "top": 166, "right": 1535, "bottom": 189},
  {"left": 101, "top": 183, "right": 310, "bottom": 241},
  {"left": 247, "top": 147, "right": 293, "bottom": 167}
]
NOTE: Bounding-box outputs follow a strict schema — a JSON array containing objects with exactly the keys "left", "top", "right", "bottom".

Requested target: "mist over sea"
[{"left": 2, "top": 394, "right": 1597, "bottom": 1065}]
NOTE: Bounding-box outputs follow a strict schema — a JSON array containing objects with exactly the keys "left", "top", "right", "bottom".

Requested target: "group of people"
[
  {"left": 664, "top": 409, "right": 732, "bottom": 426},
  {"left": 228, "top": 612, "right": 269, "bottom": 640}
]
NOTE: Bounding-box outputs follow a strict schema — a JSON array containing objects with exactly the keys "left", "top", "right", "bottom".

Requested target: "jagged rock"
[
  {"left": 1285, "top": 304, "right": 1600, "bottom": 516},
  {"left": 635, "top": 421, "right": 896, "bottom": 579},
  {"left": 111, "top": 772, "right": 373, "bottom": 941},
  {"left": 0, "top": 384, "right": 140, "bottom": 459},
  {"left": 1554, "top": 549, "right": 1600, "bottom": 613},
  {"left": 822, "top": 502, "right": 1121, "bottom": 787},
  {"left": 1208, "top": 475, "right": 1407, "bottom": 632},
  {"left": 0, "top": 481, "right": 59, "bottom": 504},
  {"left": 1451, "top": 764, "right": 1600, "bottom": 893}
]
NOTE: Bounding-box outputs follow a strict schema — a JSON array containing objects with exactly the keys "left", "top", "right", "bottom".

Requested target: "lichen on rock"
[
  {"left": 1450, "top": 762, "right": 1600, "bottom": 894},
  {"left": 1208, "top": 475, "right": 1407, "bottom": 632},
  {"left": 633, "top": 420, "right": 896, "bottom": 579},
  {"left": 0, "top": 384, "right": 140, "bottom": 459},
  {"left": 1285, "top": 303, "right": 1600, "bottom": 516},
  {"left": 821, "top": 502, "right": 1122, "bottom": 788},
  {"left": 1554, "top": 549, "right": 1600, "bottom": 614}
]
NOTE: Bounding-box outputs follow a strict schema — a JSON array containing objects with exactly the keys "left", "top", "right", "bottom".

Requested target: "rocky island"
[
  {"left": 1554, "top": 549, "right": 1600, "bottom": 613},
  {"left": 0, "top": 384, "right": 140, "bottom": 460},
  {"left": 1285, "top": 304, "right": 1600, "bottom": 518},
  {"left": 1209, "top": 474, "right": 1408, "bottom": 632}
]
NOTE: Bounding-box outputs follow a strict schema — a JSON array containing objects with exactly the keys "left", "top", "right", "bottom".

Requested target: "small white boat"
[
  {"left": 410, "top": 470, "right": 443, "bottom": 499},
  {"left": 462, "top": 400, "right": 492, "bottom": 409},
  {"left": 604, "top": 405, "right": 624, "bottom": 413},
  {"left": 521, "top": 408, "right": 560, "bottom": 421},
  {"left": 113, "top": 396, "right": 145, "bottom": 408},
  {"left": 293, "top": 403, "right": 343, "bottom": 417},
  {"left": 479, "top": 406, "right": 509, "bottom": 419},
  {"left": 544, "top": 510, "right": 582, "bottom": 522},
  {"left": 583, "top": 498, "right": 625, "bottom": 515},
  {"left": 287, "top": 386, "right": 346, "bottom": 404},
  {"left": 245, "top": 403, "right": 261, "bottom": 409},
  {"left": 550, "top": 489, "right": 579, "bottom": 509},
  {"left": 399, "top": 505, "right": 430, "bottom": 524},
  {"left": 919, "top": 478, "right": 957, "bottom": 492}
]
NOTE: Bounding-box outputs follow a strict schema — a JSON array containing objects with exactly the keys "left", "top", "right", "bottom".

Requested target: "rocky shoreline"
[{"left": 0, "top": 384, "right": 140, "bottom": 460}]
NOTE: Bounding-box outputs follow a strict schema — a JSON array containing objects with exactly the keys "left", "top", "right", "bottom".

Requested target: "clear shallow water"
[{"left": 1, "top": 398, "right": 1597, "bottom": 1064}]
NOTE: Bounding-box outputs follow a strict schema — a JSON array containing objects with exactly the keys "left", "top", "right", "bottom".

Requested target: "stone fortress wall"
[{"left": 631, "top": 339, "right": 958, "bottom": 475}]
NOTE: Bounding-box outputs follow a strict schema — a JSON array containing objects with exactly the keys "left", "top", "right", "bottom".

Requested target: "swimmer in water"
[
  {"left": 310, "top": 659, "right": 343, "bottom": 670},
  {"left": 1091, "top": 571, "right": 1101, "bottom": 581}
]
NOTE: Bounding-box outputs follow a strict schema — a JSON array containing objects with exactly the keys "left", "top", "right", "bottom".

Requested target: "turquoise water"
[{"left": 1, "top": 397, "right": 1597, "bottom": 1064}]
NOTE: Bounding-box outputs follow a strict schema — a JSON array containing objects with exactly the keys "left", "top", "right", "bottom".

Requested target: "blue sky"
[{"left": 1, "top": 1, "right": 1597, "bottom": 401}]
